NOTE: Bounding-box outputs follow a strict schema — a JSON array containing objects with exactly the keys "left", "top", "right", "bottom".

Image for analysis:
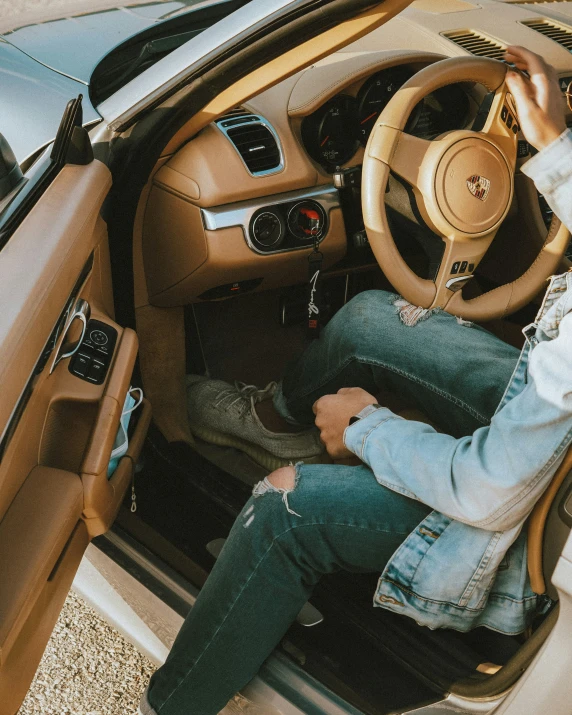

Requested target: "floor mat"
[{"left": 190, "top": 287, "right": 309, "bottom": 386}]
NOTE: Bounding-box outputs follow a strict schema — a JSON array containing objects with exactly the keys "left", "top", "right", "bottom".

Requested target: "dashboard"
[
  {"left": 142, "top": 0, "right": 572, "bottom": 306},
  {"left": 300, "top": 66, "right": 471, "bottom": 169}
]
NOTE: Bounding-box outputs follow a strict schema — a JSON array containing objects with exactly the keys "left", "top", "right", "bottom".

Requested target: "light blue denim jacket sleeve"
[
  {"left": 344, "top": 129, "right": 572, "bottom": 533},
  {"left": 521, "top": 128, "right": 572, "bottom": 230}
]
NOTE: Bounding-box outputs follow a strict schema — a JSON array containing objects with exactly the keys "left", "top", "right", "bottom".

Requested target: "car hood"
[
  {"left": 0, "top": 1, "right": 207, "bottom": 84},
  {"left": 0, "top": 37, "right": 101, "bottom": 164}
]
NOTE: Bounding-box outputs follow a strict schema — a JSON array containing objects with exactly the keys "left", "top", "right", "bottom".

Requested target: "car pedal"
[
  {"left": 206, "top": 538, "right": 325, "bottom": 627},
  {"left": 296, "top": 602, "right": 324, "bottom": 627},
  {"left": 206, "top": 537, "right": 226, "bottom": 559}
]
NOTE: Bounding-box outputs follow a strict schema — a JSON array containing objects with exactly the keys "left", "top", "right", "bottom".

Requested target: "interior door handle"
[{"left": 50, "top": 298, "right": 91, "bottom": 374}]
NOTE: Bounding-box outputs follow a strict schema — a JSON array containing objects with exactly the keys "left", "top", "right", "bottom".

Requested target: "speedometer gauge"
[
  {"left": 301, "top": 95, "right": 359, "bottom": 168},
  {"left": 357, "top": 67, "right": 412, "bottom": 145}
]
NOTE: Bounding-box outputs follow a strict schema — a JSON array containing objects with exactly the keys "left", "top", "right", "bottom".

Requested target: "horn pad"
[{"left": 434, "top": 137, "right": 511, "bottom": 234}]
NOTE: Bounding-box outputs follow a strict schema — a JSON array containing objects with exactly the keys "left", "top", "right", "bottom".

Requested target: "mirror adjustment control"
[
  {"left": 90, "top": 329, "right": 108, "bottom": 346},
  {"left": 69, "top": 319, "right": 118, "bottom": 384}
]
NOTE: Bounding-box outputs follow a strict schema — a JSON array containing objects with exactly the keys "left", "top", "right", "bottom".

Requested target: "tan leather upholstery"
[
  {"left": 156, "top": 122, "right": 318, "bottom": 208},
  {"left": 144, "top": 202, "right": 347, "bottom": 306},
  {"left": 0, "top": 520, "right": 89, "bottom": 715},
  {"left": 0, "top": 159, "right": 150, "bottom": 712},
  {"left": 136, "top": 304, "right": 193, "bottom": 444},
  {"left": 288, "top": 50, "right": 446, "bottom": 117},
  {"left": 0, "top": 162, "right": 111, "bottom": 474},
  {"left": 80, "top": 327, "right": 139, "bottom": 536},
  {"left": 160, "top": 0, "right": 416, "bottom": 154},
  {"left": 528, "top": 447, "right": 572, "bottom": 595},
  {"left": 0, "top": 466, "right": 82, "bottom": 666},
  {"left": 143, "top": 189, "right": 209, "bottom": 300}
]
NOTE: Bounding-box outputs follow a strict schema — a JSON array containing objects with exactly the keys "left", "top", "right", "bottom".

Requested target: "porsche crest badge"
[{"left": 466, "top": 175, "right": 490, "bottom": 202}]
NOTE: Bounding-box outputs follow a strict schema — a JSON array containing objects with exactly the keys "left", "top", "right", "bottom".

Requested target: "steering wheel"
[{"left": 362, "top": 56, "right": 570, "bottom": 321}]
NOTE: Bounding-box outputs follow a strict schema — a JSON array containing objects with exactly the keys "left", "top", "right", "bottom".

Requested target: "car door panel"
[
  {"left": 0, "top": 159, "right": 147, "bottom": 714},
  {"left": 0, "top": 466, "right": 83, "bottom": 663},
  {"left": 0, "top": 518, "right": 89, "bottom": 715}
]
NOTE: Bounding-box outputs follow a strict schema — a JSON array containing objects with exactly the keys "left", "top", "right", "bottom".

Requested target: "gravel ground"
[{"left": 19, "top": 591, "right": 156, "bottom": 715}]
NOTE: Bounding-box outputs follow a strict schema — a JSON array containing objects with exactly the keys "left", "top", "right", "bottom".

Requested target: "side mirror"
[{"left": 0, "top": 134, "right": 23, "bottom": 202}]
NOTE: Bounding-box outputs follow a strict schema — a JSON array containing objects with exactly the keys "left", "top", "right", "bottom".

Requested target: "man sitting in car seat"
[{"left": 140, "top": 46, "right": 572, "bottom": 715}]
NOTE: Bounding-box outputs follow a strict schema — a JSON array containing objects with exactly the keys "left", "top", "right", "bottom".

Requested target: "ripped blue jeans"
[
  {"left": 145, "top": 289, "right": 520, "bottom": 715},
  {"left": 274, "top": 289, "right": 520, "bottom": 437}
]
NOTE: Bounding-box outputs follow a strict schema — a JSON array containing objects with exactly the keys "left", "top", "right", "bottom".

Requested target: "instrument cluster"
[{"left": 301, "top": 65, "right": 470, "bottom": 170}]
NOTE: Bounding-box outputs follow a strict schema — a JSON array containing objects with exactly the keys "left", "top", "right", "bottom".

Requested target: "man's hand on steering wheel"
[{"left": 505, "top": 46, "right": 567, "bottom": 152}]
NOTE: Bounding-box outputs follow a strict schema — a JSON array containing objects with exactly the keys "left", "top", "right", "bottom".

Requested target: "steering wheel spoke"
[
  {"left": 389, "top": 131, "right": 434, "bottom": 194},
  {"left": 432, "top": 231, "right": 497, "bottom": 309},
  {"left": 481, "top": 85, "right": 519, "bottom": 166}
]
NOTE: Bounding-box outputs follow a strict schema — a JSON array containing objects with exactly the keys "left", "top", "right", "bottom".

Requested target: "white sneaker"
[{"left": 186, "top": 376, "right": 325, "bottom": 471}]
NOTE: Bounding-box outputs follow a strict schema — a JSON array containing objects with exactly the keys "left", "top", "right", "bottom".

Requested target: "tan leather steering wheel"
[{"left": 362, "top": 56, "right": 570, "bottom": 321}]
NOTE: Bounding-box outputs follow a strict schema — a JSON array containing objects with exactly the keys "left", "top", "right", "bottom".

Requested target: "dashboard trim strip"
[{"left": 201, "top": 184, "right": 340, "bottom": 256}]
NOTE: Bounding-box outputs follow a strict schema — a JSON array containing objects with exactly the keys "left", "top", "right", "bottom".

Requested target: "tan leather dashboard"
[
  {"left": 287, "top": 50, "right": 446, "bottom": 117},
  {"left": 144, "top": 52, "right": 449, "bottom": 306},
  {"left": 142, "top": 0, "right": 572, "bottom": 307}
]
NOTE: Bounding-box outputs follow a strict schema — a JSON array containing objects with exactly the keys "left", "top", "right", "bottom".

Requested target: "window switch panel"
[
  {"left": 71, "top": 352, "right": 92, "bottom": 378},
  {"left": 68, "top": 319, "right": 118, "bottom": 384}
]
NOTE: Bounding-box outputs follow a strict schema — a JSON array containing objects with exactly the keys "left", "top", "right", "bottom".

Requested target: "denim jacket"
[{"left": 344, "top": 129, "right": 572, "bottom": 634}]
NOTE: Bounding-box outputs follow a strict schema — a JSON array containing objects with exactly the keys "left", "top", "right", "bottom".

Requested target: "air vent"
[
  {"left": 522, "top": 18, "right": 572, "bottom": 51},
  {"left": 215, "top": 112, "right": 283, "bottom": 177},
  {"left": 442, "top": 30, "right": 506, "bottom": 59}
]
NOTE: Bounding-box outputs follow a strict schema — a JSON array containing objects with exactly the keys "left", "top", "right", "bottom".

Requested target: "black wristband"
[{"left": 348, "top": 403, "right": 382, "bottom": 426}]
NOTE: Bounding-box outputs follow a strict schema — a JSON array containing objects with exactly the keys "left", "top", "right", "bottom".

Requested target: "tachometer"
[
  {"left": 301, "top": 95, "right": 359, "bottom": 168},
  {"left": 406, "top": 85, "right": 470, "bottom": 138},
  {"left": 357, "top": 67, "right": 412, "bottom": 145}
]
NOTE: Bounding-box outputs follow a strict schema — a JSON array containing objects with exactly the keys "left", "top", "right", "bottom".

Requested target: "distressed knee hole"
[
  {"left": 267, "top": 465, "right": 297, "bottom": 490},
  {"left": 392, "top": 296, "right": 439, "bottom": 327},
  {"left": 252, "top": 464, "right": 302, "bottom": 517}
]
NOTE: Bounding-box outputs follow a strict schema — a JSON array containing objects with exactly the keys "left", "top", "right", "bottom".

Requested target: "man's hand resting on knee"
[{"left": 313, "top": 388, "right": 378, "bottom": 459}]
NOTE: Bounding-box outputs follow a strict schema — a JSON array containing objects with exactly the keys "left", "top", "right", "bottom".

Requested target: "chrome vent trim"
[
  {"left": 201, "top": 185, "right": 339, "bottom": 256},
  {"left": 215, "top": 111, "right": 284, "bottom": 177},
  {"left": 442, "top": 30, "right": 506, "bottom": 60},
  {"left": 522, "top": 18, "right": 572, "bottom": 51}
]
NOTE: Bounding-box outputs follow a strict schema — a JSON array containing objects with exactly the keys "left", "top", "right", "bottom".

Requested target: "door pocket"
[{"left": 40, "top": 400, "right": 99, "bottom": 474}]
